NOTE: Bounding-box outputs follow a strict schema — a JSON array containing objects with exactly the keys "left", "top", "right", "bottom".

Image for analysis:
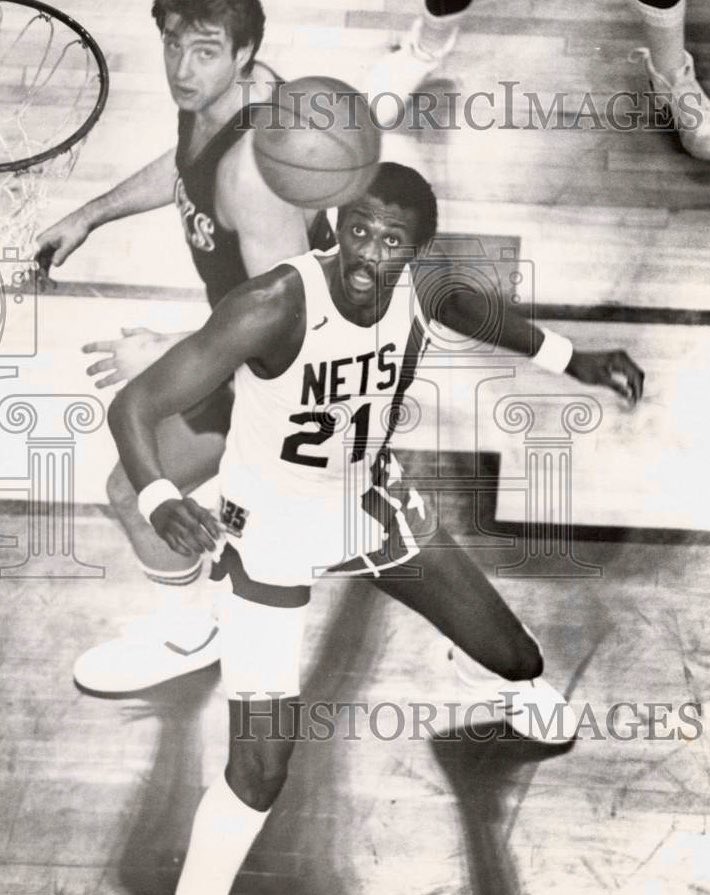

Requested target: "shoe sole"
[{"left": 72, "top": 657, "right": 220, "bottom": 700}]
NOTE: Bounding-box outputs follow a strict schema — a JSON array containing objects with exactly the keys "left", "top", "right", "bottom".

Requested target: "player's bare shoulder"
[
  {"left": 213, "top": 129, "right": 256, "bottom": 220},
  {"left": 215, "top": 130, "right": 305, "bottom": 233},
  {"left": 222, "top": 263, "right": 306, "bottom": 375},
  {"left": 215, "top": 66, "right": 277, "bottom": 221}
]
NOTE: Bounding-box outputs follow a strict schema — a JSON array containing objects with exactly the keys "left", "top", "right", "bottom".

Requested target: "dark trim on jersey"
[
  {"left": 382, "top": 315, "right": 431, "bottom": 449},
  {"left": 176, "top": 104, "right": 251, "bottom": 173},
  {"left": 211, "top": 542, "right": 311, "bottom": 608},
  {"left": 325, "top": 471, "right": 423, "bottom": 578}
]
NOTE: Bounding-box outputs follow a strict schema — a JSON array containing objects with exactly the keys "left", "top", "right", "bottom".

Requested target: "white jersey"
[{"left": 218, "top": 246, "right": 428, "bottom": 585}]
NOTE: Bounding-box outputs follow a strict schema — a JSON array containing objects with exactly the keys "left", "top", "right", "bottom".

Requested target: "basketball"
[{"left": 251, "top": 76, "right": 381, "bottom": 209}]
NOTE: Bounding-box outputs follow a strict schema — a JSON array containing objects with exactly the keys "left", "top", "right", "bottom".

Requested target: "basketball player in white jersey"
[
  {"left": 108, "top": 163, "right": 644, "bottom": 894},
  {"left": 33, "top": 0, "right": 467, "bottom": 697}
]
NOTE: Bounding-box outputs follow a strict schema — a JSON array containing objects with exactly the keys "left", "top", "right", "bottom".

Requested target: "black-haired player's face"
[
  {"left": 162, "top": 14, "right": 241, "bottom": 112},
  {"left": 336, "top": 197, "right": 419, "bottom": 321}
]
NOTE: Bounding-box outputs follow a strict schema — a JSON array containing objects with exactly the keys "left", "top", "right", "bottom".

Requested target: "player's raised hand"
[
  {"left": 149, "top": 497, "right": 222, "bottom": 557},
  {"left": 566, "top": 350, "right": 645, "bottom": 406},
  {"left": 35, "top": 210, "right": 92, "bottom": 275},
  {"left": 83, "top": 327, "right": 172, "bottom": 388}
]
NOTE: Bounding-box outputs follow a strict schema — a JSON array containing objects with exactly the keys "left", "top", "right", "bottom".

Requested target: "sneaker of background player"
[
  {"left": 368, "top": 16, "right": 460, "bottom": 128},
  {"left": 631, "top": 47, "right": 710, "bottom": 160},
  {"left": 73, "top": 606, "right": 220, "bottom": 697},
  {"left": 449, "top": 644, "right": 578, "bottom": 746}
]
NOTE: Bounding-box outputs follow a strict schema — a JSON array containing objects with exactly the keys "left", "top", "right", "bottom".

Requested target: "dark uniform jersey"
[
  {"left": 173, "top": 82, "right": 335, "bottom": 434},
  {"left": 174, "top": 104, "right": 335, "bottom": 307}
]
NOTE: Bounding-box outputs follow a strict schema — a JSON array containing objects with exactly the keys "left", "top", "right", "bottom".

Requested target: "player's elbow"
[
  {"left": 106, "top": 391, "right": 124, "bottom": 439},
  {"left": 107, "top": 384, "right": 141, "bottom": 441}
]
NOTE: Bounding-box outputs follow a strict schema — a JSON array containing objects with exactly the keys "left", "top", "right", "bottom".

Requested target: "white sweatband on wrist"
[
  {"left": 532, "top": 328, "right": 574, "bottom": 374},
  {"left": 138, "top": 478, "right": 182, "bottom": 525}
]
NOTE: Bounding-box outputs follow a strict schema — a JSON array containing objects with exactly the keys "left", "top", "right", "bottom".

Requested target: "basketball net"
[{"left": 0, "top": 0, "right": 108, "bottom": 278}]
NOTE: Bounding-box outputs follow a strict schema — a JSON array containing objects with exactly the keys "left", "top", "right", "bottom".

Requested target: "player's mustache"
[{"left": 345, "top": 262, "right": 377, "bottom": 280}]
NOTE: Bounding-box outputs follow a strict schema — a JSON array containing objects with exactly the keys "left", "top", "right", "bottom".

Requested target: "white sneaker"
[
  {"left": 368, "top": 17, "right": 459, "bottom": 127},
  {"left": 631, "top": 47, "right": 710, "bottom": 160},
  {"left": 449, "top": 645, "right": 577, "bottom": 746},
  {"left": 73, "top": 607, "right": 220, "bottom": 697},
  {"left": 496, "top": 678, "right": 578, "bottom": 745}
]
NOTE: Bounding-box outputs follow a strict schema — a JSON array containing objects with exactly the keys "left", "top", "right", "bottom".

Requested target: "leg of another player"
[
  {"left": 631, "top": 0, "right": 710, "bottom": 159},
  {"left": 368, "top": 0, "right": 472, "bottom": 127},
  {"left": 176, "top": 584, "right": 307, "bottom": 894},
  {"left": 373, "top": 527, "right": 577, "bottom": 743},
  {"left": 73, "top": 413, "right": 226, "bottom": 696}
]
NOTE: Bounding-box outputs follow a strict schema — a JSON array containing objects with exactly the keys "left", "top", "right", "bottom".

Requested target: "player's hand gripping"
[
  {"left": 150, "top": 497, "right": 222, "bottom": 557},
  {"left": 82, "top": 327, "right": 174, "bottom": 388},
  {"left": 566, "top": 350, "right": 645, "bottom": 406},
  {"left": 35, "top": 209, "right": 92, "bottom": 275}
]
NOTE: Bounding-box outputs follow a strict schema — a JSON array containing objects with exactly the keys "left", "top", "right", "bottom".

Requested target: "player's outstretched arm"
[
  {"left": 35, "top": 148, "right": 178, "bottom": 274},
  {"left": 215, "top": 134, "right": 311, "bottom": 277},
  {"left": 429, "top": 283, "right": 644, "bottom": 405},
  {"left": 107, "top": 266, "right": 300, "bottom": 555}
]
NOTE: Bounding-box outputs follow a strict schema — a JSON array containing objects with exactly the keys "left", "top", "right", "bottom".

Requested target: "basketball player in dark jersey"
[
  {"left": 35, "top": 0, "right": 337, "bottom": 693},
  {"left": 108, "top": 163, "right": 644, "bottom": 894}
]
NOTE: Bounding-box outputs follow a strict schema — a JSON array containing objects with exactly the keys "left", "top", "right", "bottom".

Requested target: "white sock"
[
  {"left": 633, "top": 0, "right": 686, "bottom": 78},
  {"left": 139, "top": 558, "right": 204, "bottom": 595},
  {"left": 176, "top": 773, "right": 269, "bottom": 895},
  {"left": 417, "top": 2, "right": 471, "bottom": 57},
  {"left": 133, "top": 560, "right": 219, "bottom": 647}
]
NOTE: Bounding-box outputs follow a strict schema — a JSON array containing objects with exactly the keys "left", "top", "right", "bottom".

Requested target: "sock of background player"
[
  {"left": 417, "top": 0, "right": 473, "bottom": 57},
  {"left": 634, "top": 0, "right": 685, "bottom": 78}
]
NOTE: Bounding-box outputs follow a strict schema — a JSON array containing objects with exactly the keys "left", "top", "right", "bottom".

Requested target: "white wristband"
[
  {"left": 138, "top": 478, "right": 182, "bottom": 525},
  {"left": 532, "top": 328, "right": 574, "bottom": 374}
]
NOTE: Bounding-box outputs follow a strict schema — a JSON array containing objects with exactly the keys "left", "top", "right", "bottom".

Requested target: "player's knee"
[
  {"left": 502, "top": 631, "right": 544, "bottom": 681},
  {"left": 106, "top": 463, "right": 136, "bottom": 516},
  {"left": 224, "top": 755, "right": 289, "bottom": 813}
]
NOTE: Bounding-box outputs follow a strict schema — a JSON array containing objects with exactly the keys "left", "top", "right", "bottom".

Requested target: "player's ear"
[
  {"left": 416, "top": 236, "right": 433, "bottom": 259},
  {"left": 233, "top": 41, "right": 254, "bottom": 75}
]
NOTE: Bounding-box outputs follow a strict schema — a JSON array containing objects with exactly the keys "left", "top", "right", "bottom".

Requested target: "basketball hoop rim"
[{"left": 0, "top": 0, "right": 109, "bottom": 173}]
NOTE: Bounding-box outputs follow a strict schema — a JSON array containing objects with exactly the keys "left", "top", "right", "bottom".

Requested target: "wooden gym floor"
[{"left": 2, "top": 0, "right": 710, "bottom": 893}]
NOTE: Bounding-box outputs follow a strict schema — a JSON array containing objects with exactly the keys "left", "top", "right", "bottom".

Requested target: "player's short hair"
[
  {"left": 151, "top": 0, "right": 265, "bottom": 70},
  {"left": 338, "top": 162, "right": 438, "bottom": 248}
]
